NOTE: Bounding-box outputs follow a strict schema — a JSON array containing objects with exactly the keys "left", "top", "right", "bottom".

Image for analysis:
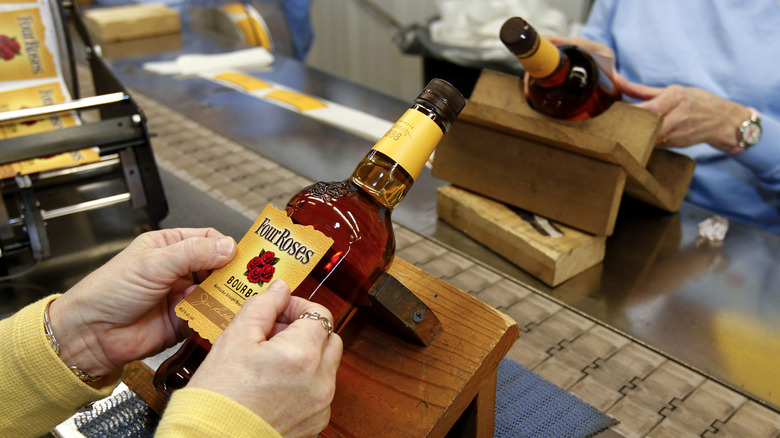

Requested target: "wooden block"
[
  {"left": 122, "top": 257, "right": 519, "bottom": 438},
  {"left": 432, "top": 69, "right": 694, "bottom": 234},
  {"left": 98, "top": 33, "right": 183, "bottom": 60},
  {"left": 123, "top": 360, "right": 166, "bottom": 415},
  {"left": 469, "top": 69, "right": 660, "bottom": 167},
  {"left": 465, "top": 69, "right": 695, "bottom": 213},
  {"left": 433, "top": 110, "right": 626, "bottom": 235},
  {"left": 437, "top": 185, "right": 605, "bottom": 287},
  {"left": 366, "top": 272, "right": 442, "bottom": 346},
  {"left": 82, "top": 4, "right": 181, "bottom": 43},
  {"left": 623, "top": 147, "right": 696, "bottom": 212},
  {"left": 325, "top": 257, "right": 519, "bottom": 437}
]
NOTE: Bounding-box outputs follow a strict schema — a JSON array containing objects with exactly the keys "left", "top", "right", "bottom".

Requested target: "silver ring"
[{"left": 298, "top": 311, "right": 333, "bottom": 339}]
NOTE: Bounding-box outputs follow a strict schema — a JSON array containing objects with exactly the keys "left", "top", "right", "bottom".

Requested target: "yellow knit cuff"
[
  {"left": 157, "top": 388, "right": 282, "bottom": 438},
  {"left": 0, "top": 295, "right": 121, "bottom": 436},
  {"left": 17, "top": 295, "right": 122, "bottom": 392}
]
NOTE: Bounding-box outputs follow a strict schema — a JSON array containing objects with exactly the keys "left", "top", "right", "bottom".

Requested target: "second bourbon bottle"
[{"left": 500, "top": 16, "right": 621, "bottom": 120}]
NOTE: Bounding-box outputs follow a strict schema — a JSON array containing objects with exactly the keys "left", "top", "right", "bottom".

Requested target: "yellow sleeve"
[
  {"left": 0, "top": 295, "right": 122, "bottom": 438},
  {"left": 156, "top": 388, "right": 283, "bottom": 437}
]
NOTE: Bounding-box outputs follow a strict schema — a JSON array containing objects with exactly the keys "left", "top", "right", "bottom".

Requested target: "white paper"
[{"left": 143, "top": 47, "right": 274, "bottom": 76}]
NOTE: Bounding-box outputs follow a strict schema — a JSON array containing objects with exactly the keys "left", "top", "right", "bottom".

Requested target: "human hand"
[
  {"left": 188, "top": 280, "right": 343, "bottom": 438},
  {"left": 616, "top": 77, "right": 750, "bottom": 152},
  {"left": 48, "top": 228, "right": 237, "bottom": 379}
]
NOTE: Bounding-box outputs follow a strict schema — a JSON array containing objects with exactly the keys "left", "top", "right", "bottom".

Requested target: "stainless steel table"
[
  {"left": 108, "top": 34, "right": 780, "bottom": 410},
  {"left": 3, "top": 28, "right": 778, "bottom": 414}
]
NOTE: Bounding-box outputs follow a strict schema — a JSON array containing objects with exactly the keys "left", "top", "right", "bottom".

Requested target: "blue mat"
[{"left": 495, "top": 358, "right": 617, "bottom": 438}]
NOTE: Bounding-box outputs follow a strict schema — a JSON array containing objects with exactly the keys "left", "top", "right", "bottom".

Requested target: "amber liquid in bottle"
[
  {"left": 153, "top": 79, "right": 465, "bottom": 397},
  {"left": 500, "top": 16, "right": 621, "bottom": 120},
  {"left": 285, "top": 157, "right": 399, "bottom": 329}
]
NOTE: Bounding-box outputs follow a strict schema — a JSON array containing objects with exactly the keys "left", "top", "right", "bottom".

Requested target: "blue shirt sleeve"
[
  {"left": 578, "top": 0, "right": 780, "bottom": 232},
  {"left": 281, "top": 0, "right": 314, "bottom": 60},
  {"left": 578, "top": 0, "right": 617, "bottom": 48}
]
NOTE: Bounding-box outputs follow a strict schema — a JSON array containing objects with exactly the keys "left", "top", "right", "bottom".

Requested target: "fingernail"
[{"left": 216, "top": 237, "right": 235, "bottom": 256}]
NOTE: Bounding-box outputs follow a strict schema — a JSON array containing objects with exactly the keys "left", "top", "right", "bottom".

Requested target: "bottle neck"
[
  {"left": 514, "top": 34, "right": 564, "bottom": 80},
  {"left": 350, "top": 150, "right": 413, "bottom": 209},
  {"left": 532, "top": 55, "right": 570, "bottom": 87},
  {"left": 350, "top": 102, "right": 448, "bottom": 209}
]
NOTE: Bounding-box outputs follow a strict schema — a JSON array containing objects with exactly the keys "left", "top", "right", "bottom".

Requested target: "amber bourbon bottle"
[
  {"left": 153, "top": 79, "right": 465, "bottom": 397},
  {"left": 500, "top": 16, "right": 621, "bottom": 120}
]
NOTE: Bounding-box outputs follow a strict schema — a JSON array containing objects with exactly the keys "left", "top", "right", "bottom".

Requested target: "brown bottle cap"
[
  {"left": 417, "top": 78, "right": 466, "bottom": 124},
  {"left": 500, "top": 17, "right": 538, "bottom": 57}
]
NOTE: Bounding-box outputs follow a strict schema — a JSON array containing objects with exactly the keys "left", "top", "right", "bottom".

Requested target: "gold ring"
[
  {"left": 298, "top": 311, "right": 333, "bottom": 339},
  {"left": 661, "top": 135, "right": 668, "bottom": 145}
]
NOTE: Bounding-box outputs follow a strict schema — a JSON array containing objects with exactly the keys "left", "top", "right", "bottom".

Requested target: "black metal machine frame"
[{"left": 0, "top": 0, "right": 168, "bottom": 271}]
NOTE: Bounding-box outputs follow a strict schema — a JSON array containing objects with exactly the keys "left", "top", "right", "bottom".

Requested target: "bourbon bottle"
[
  {"left": 500, "top": 16, "right": 621, "bottom": 120},
  {"left": 153, "top": 78, "right": 465, "bottom": 397}
]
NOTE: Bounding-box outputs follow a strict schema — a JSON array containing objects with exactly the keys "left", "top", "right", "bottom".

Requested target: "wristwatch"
[{"left": 731, "top": 108, "right": 762, "bottom": 155}]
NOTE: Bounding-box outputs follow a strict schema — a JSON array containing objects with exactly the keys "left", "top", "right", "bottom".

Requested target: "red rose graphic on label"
[
  {"left": 259, "top": 250, "right": 275, "bottom": 265},
  {"left": 247, "top": 256, "right": 263, "bottom": 271},
  {"left": 0, "top": 35, "right": 21, "bottom": 61},
  {"left": 244, "top": 249, "right": 278, "bottom": 285}
]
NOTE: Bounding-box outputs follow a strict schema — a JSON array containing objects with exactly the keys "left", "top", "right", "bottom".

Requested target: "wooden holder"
[
  {"left": 125, "top": 258, "right": 518, "bottom": 437},
  {"left": 437, "top": 185, "right": 605, "bottom": 287},
  {"left": 432, "top": 69, "right": 695, "bottom": 236},
  {"left": 366, "top": 271, "right": 442, "bottom": 346}
]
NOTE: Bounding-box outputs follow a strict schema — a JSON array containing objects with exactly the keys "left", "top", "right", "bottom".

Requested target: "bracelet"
[{"left": 44, "top": 300, "right": 101, "bottom": 383}]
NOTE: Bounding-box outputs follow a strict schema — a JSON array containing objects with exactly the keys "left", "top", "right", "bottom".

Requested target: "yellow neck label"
[
  {"left": 519, "top": 37, "right": 560, "bottom": 78},
  {"left": 176, "top": 204, "right": 333, "bottom": 342},
  {"left": 373, "top": 109, "right": 442, "bottom": 181}
]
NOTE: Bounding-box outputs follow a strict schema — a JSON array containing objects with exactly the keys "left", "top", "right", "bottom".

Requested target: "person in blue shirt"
[
  {"left": 562, "top": 0, "right": 780, "bottom": 233},
  {"left": 280, "top": 0, "right": 313, "bottom": 60}
]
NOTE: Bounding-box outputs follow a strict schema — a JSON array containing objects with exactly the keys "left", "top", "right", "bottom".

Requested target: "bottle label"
[
  {"left": 0, "top": 8, "right": 58, "bottom": 82},
  {"left": 0, "top": 82, "right": 79, "bottom": 139},
  {"left": 0, "top": 146, "right": 99, "bottom": 178},
  {"left": 175, "top": 204, "right": 334, "bottom": 343},
  {"left": 372, "top": 109, "right": 442, "bottom": 181}
]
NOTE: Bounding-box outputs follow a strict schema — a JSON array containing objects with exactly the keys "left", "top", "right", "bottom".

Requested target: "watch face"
[{"left": 744, "top": 123, "right": 762, "bottom": 145}]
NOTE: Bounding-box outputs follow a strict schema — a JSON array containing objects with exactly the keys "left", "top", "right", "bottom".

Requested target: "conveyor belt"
[{"left": 129, "top": 90, "right": 780, "bottom": 437}]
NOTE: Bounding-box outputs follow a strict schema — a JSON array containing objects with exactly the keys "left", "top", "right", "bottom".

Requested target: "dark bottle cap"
[
  {"left": 500, "top": 17, "right": 538, "bottom": 58},
  {"left": 416, "top": 78, "right": 466, "bottom": 124}
]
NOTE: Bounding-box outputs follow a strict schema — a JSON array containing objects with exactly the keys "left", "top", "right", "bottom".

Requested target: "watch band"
[{"left": 728, "top": 107, "right": 761, "bottom": 156}]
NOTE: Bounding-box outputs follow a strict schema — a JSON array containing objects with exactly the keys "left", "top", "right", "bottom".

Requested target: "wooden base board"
[
  {"left": 433, "top": 110, "right": 626, "bottom": 236},
  {"left": 125, "top": 257, "right": 519, "bottom": 438},
  {"left": 437, "top": 185, "right": 605, "bottom": 287}
]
